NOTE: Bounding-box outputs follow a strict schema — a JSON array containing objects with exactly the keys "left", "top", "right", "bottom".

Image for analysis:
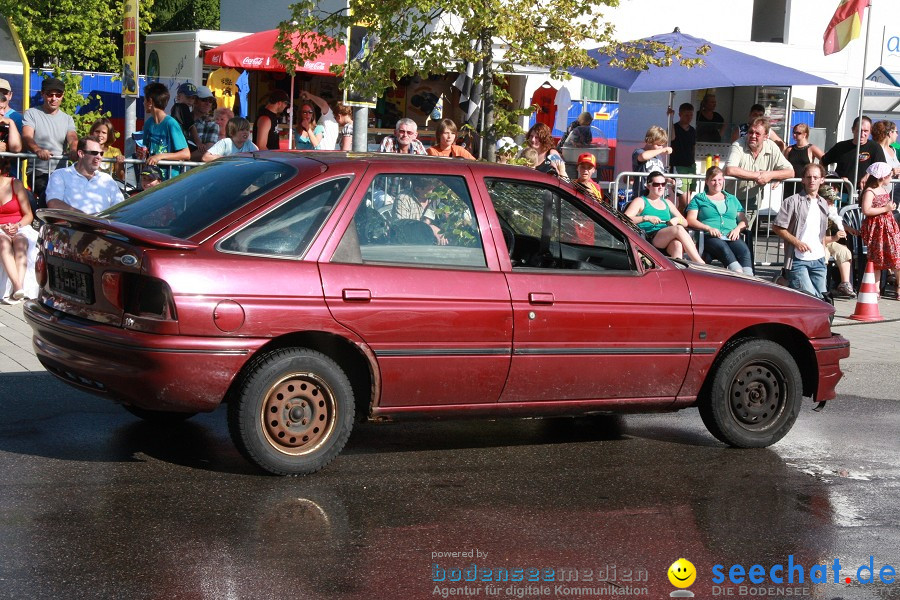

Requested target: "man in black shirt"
[
  {"left": 254, "top": 90, "right": 290, "bottom": 150},
  {"left": 821, "top": 116, "right": 885, "bottom": 195},
  {"left": 670, "top": 102, "right": 697, "bottom": 210}
]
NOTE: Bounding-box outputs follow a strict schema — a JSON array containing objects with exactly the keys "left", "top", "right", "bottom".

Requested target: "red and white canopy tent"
[{"left": 204, "top": 29, "right": 346, "bottom": 147}]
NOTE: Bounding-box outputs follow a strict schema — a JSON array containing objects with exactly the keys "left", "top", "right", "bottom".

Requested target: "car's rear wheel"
[
  {"left": 228, "top": 348, "right": 354, "bottom": 476},
  {"left": 123, "top": 405, "right": 197, "bottom": 423},
  {"left": 699, "top": 339, "right": 801, "bottom": 448}
]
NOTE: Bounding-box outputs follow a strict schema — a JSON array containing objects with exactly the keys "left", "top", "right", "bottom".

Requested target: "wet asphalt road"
[{"left": 1, "top": 356, "right": 898, "bottom": 600}]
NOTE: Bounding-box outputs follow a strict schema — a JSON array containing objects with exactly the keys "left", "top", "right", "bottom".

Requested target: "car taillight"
[
  {"left": 124, "top": 274, "right": 177, "bottom": 321},
  {"left": 102, "top": 271, "right": 177, "bottom": 331},
  {"left": 35, "top": 253, "right": 47, "bottom": 287},
  {"left": 101, "top": 272, "right": 124, "bottom": 309}
]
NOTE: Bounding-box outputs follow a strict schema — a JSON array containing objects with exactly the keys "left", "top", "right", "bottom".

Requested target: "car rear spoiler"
[{"left": 36, "top": 209, "right": 200, "bottom": 250}]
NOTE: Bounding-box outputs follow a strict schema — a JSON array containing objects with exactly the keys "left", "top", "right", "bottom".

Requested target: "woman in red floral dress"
[{"left": 860, "top": 162, "right": 900, "bottom": 297}]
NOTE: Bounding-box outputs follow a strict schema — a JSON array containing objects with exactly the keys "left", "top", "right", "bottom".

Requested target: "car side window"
[
  {"left": 485, "top": 178, "right": 635, "bottom": 272},
  {"left": 219, "top": 177, "right": 350, "bottom": 257},
  {"left": 333, "top": 174, "right": 486, "bottom": 268}
]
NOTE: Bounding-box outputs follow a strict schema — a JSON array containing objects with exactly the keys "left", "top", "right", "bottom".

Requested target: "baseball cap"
[
  {"left": 41, "top": 77, "right": 65, "bottom": 93},
  {"left": 0, "top": 78, "right": 10, "bottom": 93},
  {"left": 577, "top": 153, "right": 597, "bottom": 168},
  {"left": 140, "top": 164, "right": 163, "bottom": 181},
  {"left": 177, "top": 82, "right": 198, "bottom": 97},
  {"left": 196, "top": 85, "right": 214, "bottom": 99},
  {"left": 819, "top": 185, "right": 840, "bottom": 204}
]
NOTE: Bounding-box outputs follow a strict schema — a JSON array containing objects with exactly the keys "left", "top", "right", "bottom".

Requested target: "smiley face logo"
[{"left": 667, "top": 558, "right": 696, "bottom": 588}]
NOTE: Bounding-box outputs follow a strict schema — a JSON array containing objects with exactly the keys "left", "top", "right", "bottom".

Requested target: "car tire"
[
  {"left": 123, "top": 405, "right": 198, "bottom": 423},
  {"left": 699, "top": 339, "right": 801, "bottom": 448},
  {"left": 228, "top": 348, "right": 355, "bottom": 476}
]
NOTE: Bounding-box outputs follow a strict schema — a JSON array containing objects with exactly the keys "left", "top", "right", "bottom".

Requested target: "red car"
[{"left": 25, "top": 153, "right": 849, "bottom": 475}]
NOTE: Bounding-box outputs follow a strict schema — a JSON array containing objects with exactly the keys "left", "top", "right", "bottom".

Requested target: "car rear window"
[{"left": 98, "top": 157, "right": 296, "bottom": 239}]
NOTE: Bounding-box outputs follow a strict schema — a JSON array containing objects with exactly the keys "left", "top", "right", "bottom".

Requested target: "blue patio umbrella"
[{"left": 570, "top": 29, "right": 834, "bottom": 91}]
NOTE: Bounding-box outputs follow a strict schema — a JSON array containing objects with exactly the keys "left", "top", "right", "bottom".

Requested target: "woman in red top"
[
  {"left": 426, "top": 119, "right": 475, "bottom": 159},
  {"left": 0, "top": 161, "right": 33, "bottom": 303}
]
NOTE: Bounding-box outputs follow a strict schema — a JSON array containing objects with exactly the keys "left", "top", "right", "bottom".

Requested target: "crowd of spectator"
[{"left": 2, "top": 74, "right": 900, "bottom": 305}]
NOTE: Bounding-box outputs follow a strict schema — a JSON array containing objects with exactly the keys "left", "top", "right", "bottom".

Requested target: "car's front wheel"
[
  {"left": 699, "top": 339, "right": 802, "bottom": 448},
  {"left": 228, "top": 348, "right": 355, "bottom": 475}
]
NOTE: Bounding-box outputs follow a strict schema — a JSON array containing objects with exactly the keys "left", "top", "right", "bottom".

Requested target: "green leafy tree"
[
  {"left": 51, "top": 71, "right": 114, "bottom": 137},
  {"left": 277, "top": 0, "right": 706, "bottom": 160},
  {"left": 1, "top": 0, "right": 154, "bottom": 72},
  {"left": 152, "top": 0, "right": 219, "bottom": 32}
]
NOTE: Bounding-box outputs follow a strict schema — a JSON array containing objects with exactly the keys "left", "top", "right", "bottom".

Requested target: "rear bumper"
[
  {"left": 24, "top": 301, "right": 264, "bottom": 412},
  {"left": 811, "top": 334, "right": 851, "bottom": 402}
]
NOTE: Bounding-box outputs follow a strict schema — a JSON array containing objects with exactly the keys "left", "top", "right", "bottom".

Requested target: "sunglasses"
[
  {"left": 82, "top": 150, "right": 103, "bottom": 156},
  {"left": 43, "top": 91, "right": 63, "bottom": 98},
  {"left": 649, "top": 182, "right": 666, "bottom": 187}
]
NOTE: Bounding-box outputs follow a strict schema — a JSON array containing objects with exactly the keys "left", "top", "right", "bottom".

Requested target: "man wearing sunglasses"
[
  {"left": 22, "top": 77, "right": 79, "bottom": 207},
  {"left": 45, "top": 136, "right": 124, "bottom": 214},
  {"left": 379, "top": 118, "right": 427, "bottom": 154}
]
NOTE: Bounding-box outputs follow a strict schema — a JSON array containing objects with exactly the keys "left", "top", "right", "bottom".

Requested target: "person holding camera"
[{"left": 0, "top": 78, "right": 22, "bottom": 157}]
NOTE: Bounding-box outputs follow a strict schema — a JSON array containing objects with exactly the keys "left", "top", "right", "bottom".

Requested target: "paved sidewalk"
[
  {"left": 2, "top": 290, "right": 899, "bottom": 374},
  {"left": 0, "top": 302, "right": 44, "bottom": 373}
]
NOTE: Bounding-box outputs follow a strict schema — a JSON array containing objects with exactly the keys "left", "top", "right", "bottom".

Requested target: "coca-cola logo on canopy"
[
  {"left": 242, "top": 57, "right": 265, "bottom": 67},
  {"left": 304, "top": 61, "right": 327, "bottom": 71}
]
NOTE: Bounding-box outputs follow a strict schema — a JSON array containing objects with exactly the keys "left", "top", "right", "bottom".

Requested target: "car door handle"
[
  {"left": 528, "top": 292, "right": 555, "bottom": 305},
  {"left": 342, "top": 289, "right": 371, "bottom": 302}
]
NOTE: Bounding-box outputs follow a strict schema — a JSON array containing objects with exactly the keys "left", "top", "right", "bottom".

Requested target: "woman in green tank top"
[{"left": 624, "top": 170, "right": 705, "bottom": 263}]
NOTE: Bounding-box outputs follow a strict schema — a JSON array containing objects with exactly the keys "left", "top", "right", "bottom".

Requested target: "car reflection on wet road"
[{"left": 0, "top": 356, "right": 897, "bottom": 600}]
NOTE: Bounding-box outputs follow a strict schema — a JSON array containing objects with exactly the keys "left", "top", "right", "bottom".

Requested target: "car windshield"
[{"left": 99, "top": 157, "right": 296, "bottom": 239}]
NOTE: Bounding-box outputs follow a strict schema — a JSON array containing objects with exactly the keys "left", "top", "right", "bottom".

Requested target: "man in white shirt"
[
  {"left": 46, "top": 136, "right": 125, "bottom": 214},
  {"left": 773, "top": 162, "right": 830, "bottom": 298}
]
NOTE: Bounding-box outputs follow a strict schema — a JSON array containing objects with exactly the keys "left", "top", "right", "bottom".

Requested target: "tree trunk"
[{"left": 480, "top": 27, "right": 495, "bottom": 162}]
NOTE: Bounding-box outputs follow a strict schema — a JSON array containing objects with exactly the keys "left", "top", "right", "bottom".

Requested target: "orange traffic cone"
[{"left": 848, "top": 261, "right": 884, "bottom": 322}]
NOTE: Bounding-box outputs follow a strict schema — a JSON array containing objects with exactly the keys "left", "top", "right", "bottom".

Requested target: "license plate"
[{"left": 47, "top": 258, "right": 94, "bottom": 304}]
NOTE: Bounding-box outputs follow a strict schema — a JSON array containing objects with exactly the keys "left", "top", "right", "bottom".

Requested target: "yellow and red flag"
[{"left": 823, "top": 0, "right": 869, "bottom": 55}]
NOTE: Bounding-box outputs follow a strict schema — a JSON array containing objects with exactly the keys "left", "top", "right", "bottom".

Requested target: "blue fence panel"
[
  {"left": 28, "top": 71, "right": 147, "bottom": 122},
  {"left": 528, "top": 100, "right": 619, "bottom": 141},
  {"left": 789, "top": 110, "right": 815, "bottom": 130}
]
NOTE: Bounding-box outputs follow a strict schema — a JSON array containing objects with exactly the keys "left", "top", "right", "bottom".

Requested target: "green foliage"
[
  {"left": 152, "top": 0, "right": 219, "bottom": 32},
  {"left": 430, "top": 185, "right": 478, "bottom": 247},
  {"left": 277, "top": 0, "right": 703, "bottom": 159},
  {"left": 0, "top": 0, "right": 155, "bottom": 72}
]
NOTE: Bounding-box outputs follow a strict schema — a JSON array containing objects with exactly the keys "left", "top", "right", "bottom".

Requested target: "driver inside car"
[{"left": 393, "top": 177, "right": 448, "bottom": 245}]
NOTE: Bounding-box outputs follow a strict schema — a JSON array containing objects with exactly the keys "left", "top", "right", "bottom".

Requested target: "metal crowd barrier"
[
  {"left": 0, "top": 151, "right": 203, "bottom": 198},
  {"left": 611, "top": 170, "right": 860, "bottom": 267}
]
